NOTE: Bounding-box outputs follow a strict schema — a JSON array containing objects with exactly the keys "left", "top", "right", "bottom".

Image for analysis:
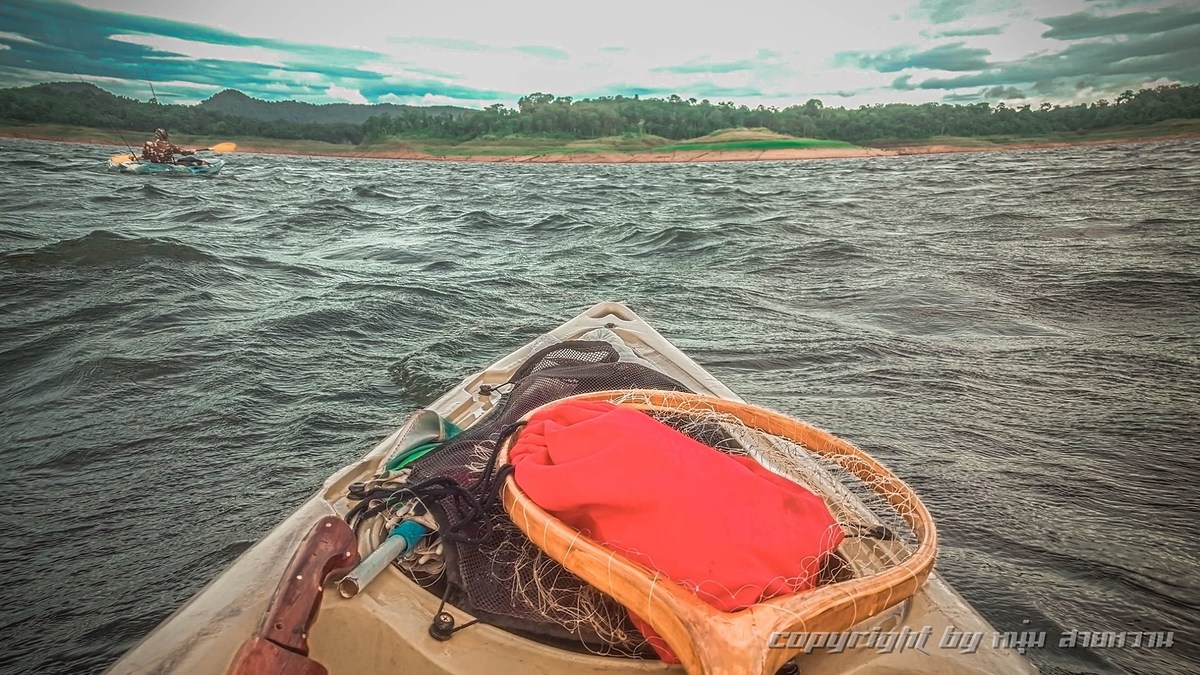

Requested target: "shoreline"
[{"left": 4, "top": 127, "right": 1199, "bottom": 164}]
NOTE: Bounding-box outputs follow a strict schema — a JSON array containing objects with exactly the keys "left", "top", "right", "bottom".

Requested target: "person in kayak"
[{"left": 141, "top": 129, "right": 201, "bottom": 165}]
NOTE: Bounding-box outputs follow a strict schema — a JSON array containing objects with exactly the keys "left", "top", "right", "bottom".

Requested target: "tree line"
[
  {"left": 362, "top": 84, "right": 1200, "bottom": 142},
  {"left": 2, "top": 81, "right": 1198, "bottom": 146}
]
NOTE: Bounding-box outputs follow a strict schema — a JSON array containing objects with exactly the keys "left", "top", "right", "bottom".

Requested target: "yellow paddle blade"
[
  {"left": 205, "top": 142, "right": 237, "bottom": 153},
  {"left": 109, "top": 153, "right": 136, "bottom": 164}
]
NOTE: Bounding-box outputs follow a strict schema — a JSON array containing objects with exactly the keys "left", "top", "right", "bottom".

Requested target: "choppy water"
[{"left": 1, "top": 138, "right": 1198, "bottom": 675}]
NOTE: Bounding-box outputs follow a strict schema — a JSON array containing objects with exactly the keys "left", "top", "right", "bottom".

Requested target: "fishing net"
[
  {"left": 498, "top": 390, "right": 938, "bottom": 673},
  {"left": 351, "top": 339, "right": 936, "bottom": 671}
]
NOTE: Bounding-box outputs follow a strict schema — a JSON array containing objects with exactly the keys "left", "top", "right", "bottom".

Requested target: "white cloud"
[
  {"left": 0, "top": 31, "right": 38, "bottom": 45},
  {"left": 378, "top": 92, "right": 496, "bottom": 108},
  {"left": 109, "top": 34, "right": 288, "bottom": 66},
  {"left": 46, "top": 0, "right": 1200, "bottom": 107},
  {"left": 326, "top": 84, "right": 368, "bottom": 104}
]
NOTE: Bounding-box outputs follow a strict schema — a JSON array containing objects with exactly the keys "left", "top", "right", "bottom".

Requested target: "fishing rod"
[
  {"left": 144, "top": 68, "right": 159, "bottom": 105},
  {"left": 76, "top": 74, "right": 140, "bottom": 163},
  {"left": 112, "top": 129, "right": 142, "bottom": 164}
]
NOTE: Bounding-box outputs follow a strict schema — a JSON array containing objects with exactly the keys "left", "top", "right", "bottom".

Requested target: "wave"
[
  {"left": 529, "top": 212, "right": 591, "bottom": 232},
  {"left": 449, "top": 209, "right": 509, "bottom": 229},
  {"left": 419, "top": 260, "right": 460, "bottom": 272},
  {"left": 800, "top": 237, "right": 878, "bottom": 262},
  {"left": 1045, "top": 269, "right": 1200, "bottom": 308},
  {"left": 352, "top": 184, "right": 404, "bottom": 199},
  {"left": 3, "top": 159, "right": 63, "bottom": 170},
  {"left": 1137, "top": 217, "right": 1197, "bottom": 225},
  {"left": 614, "top": 225, "right": 725, "bottom": 257},
  {"left": 1, "top": 230, "right": 216, "bottom": 269},
  {"left": 135, "top": 183, "right": 174, "bottom": 197},
  {"left": 0, "top": 226, "right": 45, "bottom": 242},
  {"left": 402, "top": 203, "right": 446, "bottom": 216},
  {"left": 963, "top": 210, "right": 1033, "bottom": 224},
  {"left": 231, "top": 254, "right": 324, "bottom": 278},
  {"left": 321, "top": 244, "right": 428, "bottom": 264},
  {"left": 164, "top": 207, "right": 236, "bottom": 223}
]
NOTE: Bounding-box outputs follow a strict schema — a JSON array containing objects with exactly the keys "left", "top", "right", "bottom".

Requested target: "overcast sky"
[{"left": 1, "top": 0, "right": 1197, "bottom": 109}]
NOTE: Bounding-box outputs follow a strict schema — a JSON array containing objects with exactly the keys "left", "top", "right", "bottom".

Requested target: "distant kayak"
[{"left": 106, "top": 157, "right": 225, "bottom": 175}]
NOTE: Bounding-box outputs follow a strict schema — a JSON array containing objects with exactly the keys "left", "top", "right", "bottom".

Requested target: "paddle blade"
[
  {"left": 205, "top": 142, "right": 237, "bottom": 153},
  {"left": 109, "top": 153, "right": 135, "bottom": 164}
]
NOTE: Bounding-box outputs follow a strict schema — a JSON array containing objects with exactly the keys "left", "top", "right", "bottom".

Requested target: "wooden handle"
[
  {"left": 228, "top": 515, "right": 360, "bottom": 675},
  {"left": 229, "top": 636, "right": 330, "bottom": 675},
  {"left": 260, "top": 515, "right": 360, "bottom": 652}
]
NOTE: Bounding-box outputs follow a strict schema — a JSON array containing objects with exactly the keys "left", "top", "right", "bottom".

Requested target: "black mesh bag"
[{"left": 405, "top": 339, "right": 693, "bottom": 653}]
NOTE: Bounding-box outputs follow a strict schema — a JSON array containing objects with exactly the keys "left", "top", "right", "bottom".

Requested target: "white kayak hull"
[
  {"left": 106, "top": 302, "right": 1037, "bottom": 675},
  {"left": 106, "top": 158, "right": 225, "bottom": 175}
]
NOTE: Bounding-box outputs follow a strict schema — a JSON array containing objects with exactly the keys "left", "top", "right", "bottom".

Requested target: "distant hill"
[
  {"left": 27, "top": 81, "right": 127, "bottom": 99},
  {"left": 0, "top": 81, "right": 379, "bottom": 143},
  {"left": 9, "top": 82, "right": 472, "bottom": 125},
  {"left": 197, "top": 89, "right": 470, "bottom": 124}
]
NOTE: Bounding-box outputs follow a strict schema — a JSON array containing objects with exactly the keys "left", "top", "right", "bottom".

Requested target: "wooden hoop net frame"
[{"left": 498, "top": 390, "right": 939, "bottom": 675}]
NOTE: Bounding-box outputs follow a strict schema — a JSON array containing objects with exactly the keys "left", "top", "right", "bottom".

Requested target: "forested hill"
[
  {"left": 0, "top": 82, "right": 366, "bottom": 143},
  {"left": 198, "top": 89, "right": 469, "bottom": 124},
  {"left": 2, "top": 81, "right": 1199, "bottom": 146}
]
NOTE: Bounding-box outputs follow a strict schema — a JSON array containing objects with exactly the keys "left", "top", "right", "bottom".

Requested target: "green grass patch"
[
  {"left": 403, "top": 133, "right": 673, "bottom": 156},
  {"left": 672, "top": 127, "right": 793, "bottom": 144},
  {"left": 655, "top": 138, "right": 858, "bottom": 152}
]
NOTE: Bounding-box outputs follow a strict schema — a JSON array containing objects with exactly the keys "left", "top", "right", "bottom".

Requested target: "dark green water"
[{"left": 1, "top": 138, "right": 1197, "bottom": 674}]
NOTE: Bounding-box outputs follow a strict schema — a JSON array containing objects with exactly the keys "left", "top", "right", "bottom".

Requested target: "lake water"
[{"left": 1, "top": 138, "right": 1197, "bottom": 674}]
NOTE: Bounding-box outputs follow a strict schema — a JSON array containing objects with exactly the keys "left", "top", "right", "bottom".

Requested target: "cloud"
[
  {"left": 984, "top": 85, "right": 1026, "bottom": 99},
  {"left": 0, "top": 0, "right": 1195, "bottom": 111},
  {"left": 915, "top": 23, "right": 1200, "bottom": 90},
  {"left": 0, "top": 30, "right": 38, "bottom": 45},
  {"left": 654, "top": 59, "right": 757, "bottom": 75},
  {"left": 358, "top": 80, "right": 510, "bottom": 102},
  {"left": 386, "top": 36, "right": 491, "bottom": 52},
  {"left": 109, "top": 34, "right": 289, "bottom": 67},
  {"left": 388, "top": 36, "right": 570, "bottom": 61},
  {"left": 0, "top": 0, "right": 394, "bottom": 102},
  {"left": 379, "top": 92, "right": 495, "bottom": 107},
  {"left": 512, "top": 45, "right": 570, "bottom": 60},
  {"left": 932, "top": 25, "right": 1007, "bottom": 37},
  {"left": 1042, "top": 6, "right": 1200, "bottom": 39},
  {"left": 834, "top": 42, "right": 992, "bottom": 72},
  {"left": 1081, "top": 0, "right": 1182, "bottom": 9},
  {"left": 689, "top": 83, "right": 768, "bottom": 99},
  {"left": 0, "top": 0, "right": 384, "bottom": 62},
  {"left": 584, "top": 82, "right": 766, "bottom": 100},
  {"left": 941, "top": 91, "right": 987, "bottom": 103},
  {"left": 326, "top": 85, "right": 367, "bottom": 104},
  {"left": 909, "top": 0, "right": 1016, "bottom": 24},
  {"left": 910, "top": 0, "right": 973, "bottom": 24}
]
